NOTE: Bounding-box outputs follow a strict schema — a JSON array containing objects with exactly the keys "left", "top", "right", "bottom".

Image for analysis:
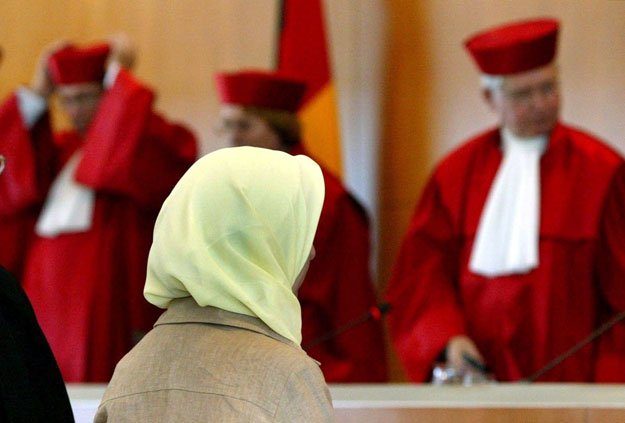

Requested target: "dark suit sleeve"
[{"left": 0, "top": 267, "right": 74, "bottom": 422}]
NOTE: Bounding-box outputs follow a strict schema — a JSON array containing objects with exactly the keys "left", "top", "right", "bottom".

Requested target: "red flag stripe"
[{"left": 278, "top": 0, "right": 330, "bottom": 105}]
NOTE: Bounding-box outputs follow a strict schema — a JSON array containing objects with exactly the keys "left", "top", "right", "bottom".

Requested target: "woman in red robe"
[{"left": 213, "top": 70, "right": 388, "bottom": 382}]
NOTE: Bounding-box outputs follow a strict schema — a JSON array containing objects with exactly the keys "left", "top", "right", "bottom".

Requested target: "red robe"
[
  {"left": 0, "top": 70, "right": 197, "bottom": 382},
  {"left": 291, "top": 144, "right": 387, "bottom": 383},
  {"left": 0, "top": 96, "right": 56, "bottom": 278},
  {"left": 386, "top": 123, "right": 625, "bottom": 382}
]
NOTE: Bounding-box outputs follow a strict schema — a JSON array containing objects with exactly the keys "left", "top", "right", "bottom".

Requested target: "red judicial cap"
[
  {"left": 48, "top": 43, "right": 110, "bottom": 85},
  {"left": 215, "top": 70, "right": 307, "bottom": 112},
  {"left": 464, "top": 18, "right": 559, "bottom": 75}
]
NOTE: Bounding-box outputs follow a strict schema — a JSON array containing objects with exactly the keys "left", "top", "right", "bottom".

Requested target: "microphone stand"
[
  {"left": 521, "top": 308, "right": 625, "bottom": 383},
  {"left": 302, "top": 303, "right": 391, "bottom": 350}
]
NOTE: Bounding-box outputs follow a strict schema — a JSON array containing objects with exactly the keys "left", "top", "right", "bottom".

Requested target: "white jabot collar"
[
  {"left": 35, "top": 151, "right": 95, "bottom": 238},
  {"left": 469, "top": 128, "right": 547, "bottom": 277}
]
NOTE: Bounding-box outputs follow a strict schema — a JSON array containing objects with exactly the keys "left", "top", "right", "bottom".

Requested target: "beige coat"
[{"left": 94, "top": 297, "right": 335, "bottom": 422}]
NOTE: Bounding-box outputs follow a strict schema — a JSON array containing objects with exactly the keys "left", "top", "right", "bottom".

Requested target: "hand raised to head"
[
  {"left": 30, "top": 39, "right": 71, "bottom": 98},
  {"left": 107, "top": 32, "right": 137, "bottom": 71}
]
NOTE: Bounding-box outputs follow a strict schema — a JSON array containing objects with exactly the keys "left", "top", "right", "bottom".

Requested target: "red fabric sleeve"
[
  {"left": 385, "top": 175, "right": 467, "bottom": 382},
  {"left": 75, "top": 70, "right": 197, "bottom": 207},
  {"left": 594, "top": 162, "right": 625, "bottom": 382},
  {"left": 0, "top": 94, "right": 56, "bottom": 276},
  {"left": 0, "top": 94, "right": 56, "bottom": 215}
]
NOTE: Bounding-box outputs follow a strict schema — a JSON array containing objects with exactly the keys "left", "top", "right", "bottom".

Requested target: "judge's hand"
[
  {"left": 446, "top": 335, "right": 486, "bottom": 374},
  {"left": 107, "top": 33, "right": 136, "bottom": 71},
  {"left": 31, "top": 39, "right": 70, "bottom": 98}
]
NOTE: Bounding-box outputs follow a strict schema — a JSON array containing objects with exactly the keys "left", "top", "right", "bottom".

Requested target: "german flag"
[{"left": 277, "top": 0, "right": 343, "bottom": 177}]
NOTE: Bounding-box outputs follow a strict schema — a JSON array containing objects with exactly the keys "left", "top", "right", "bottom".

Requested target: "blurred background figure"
[
  {"left": 95, "top": 146, "right": 334, "bottom": 422},
  {"left": 214, "top": 70, "right": 388, "bottom": 383},
  {"left": 0, "top": 266, "right": 75, "bottom": 423},
  {"left": 0, "top": 35, "right": 198, "bottom": 382},
  {"left": 386, "top": 17, "right": 625, "bottom": 383},
  {"left": 1, "top": 68, "right": 72, "bottom": 421}
]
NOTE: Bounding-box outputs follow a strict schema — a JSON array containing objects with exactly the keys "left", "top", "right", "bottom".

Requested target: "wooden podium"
[
  {"left": 331, "top": 384, "right": 625, "bottom": 423},
  {"left": 68, "top": 383, "right": 625, "bottom": 422}
]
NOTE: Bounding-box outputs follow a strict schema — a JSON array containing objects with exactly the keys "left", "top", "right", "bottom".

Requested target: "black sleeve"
[{"left": 0, "top": 267, "right": 74, "bottom": 422}]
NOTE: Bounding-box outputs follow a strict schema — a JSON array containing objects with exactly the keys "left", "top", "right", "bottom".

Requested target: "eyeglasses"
[
  {"left": 502, "top": 79, "right": 559, "bottom": 106},
  {"left": 58, "top": 91, "right": 103, "bottom": 108},
  {"left": 214, "top": 118, "right": 255, "bottom": 135}
]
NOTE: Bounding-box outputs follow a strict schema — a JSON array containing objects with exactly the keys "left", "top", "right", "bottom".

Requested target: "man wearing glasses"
[
  {"left": 0, "top": 36, "right": 197, "bottom": 383},
  {"left": 386, "top": 18, "right": 625, "bottom": 383}
]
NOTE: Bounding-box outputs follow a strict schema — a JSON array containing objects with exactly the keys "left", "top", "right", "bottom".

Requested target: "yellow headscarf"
[{"left": 144, "top": 146, "right": 324, "bottom": 345}]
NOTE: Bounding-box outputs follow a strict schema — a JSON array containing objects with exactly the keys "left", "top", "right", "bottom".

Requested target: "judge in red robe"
[
  {"left": 385, "top": 18, "right": 625, "bottom": 383},
  {"left": 0, "top": 38, "right": 197, "bottom": 382},
  {"left": 213, "top": 70, "right": 388, "bottom": 382}
]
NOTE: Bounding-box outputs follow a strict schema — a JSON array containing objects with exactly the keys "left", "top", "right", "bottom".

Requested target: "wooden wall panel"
[{"left": 335, "top": 408, "right": 586, "bottom": 423}]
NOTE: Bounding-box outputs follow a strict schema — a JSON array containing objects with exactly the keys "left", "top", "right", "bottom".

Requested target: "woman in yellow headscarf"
[{"left": 95, "top": 146, "right": 333, "bottom": 422}]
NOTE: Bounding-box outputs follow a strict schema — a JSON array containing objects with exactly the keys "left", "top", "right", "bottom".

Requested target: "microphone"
[
  {"left": 462, "top": 352, "right": 490, "bottom": 374},
  {"left": 302, "top": 303, "right": 391, "bottom": 350},
  {"left": 521, "top": 308, "right": 625, "bottom": 383}
]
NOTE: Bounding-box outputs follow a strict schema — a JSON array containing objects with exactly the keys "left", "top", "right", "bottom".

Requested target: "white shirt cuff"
[
  {"left": 103, "top": 62, "right": 121, "bottom": 88},
  {"left": 16, "top": 87, "right": 48, "bottom": 129}
]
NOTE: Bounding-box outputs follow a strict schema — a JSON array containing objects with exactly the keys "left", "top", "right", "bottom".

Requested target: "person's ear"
[{"left": 482, "top": 88, "right": 493, "bottom": 107}]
